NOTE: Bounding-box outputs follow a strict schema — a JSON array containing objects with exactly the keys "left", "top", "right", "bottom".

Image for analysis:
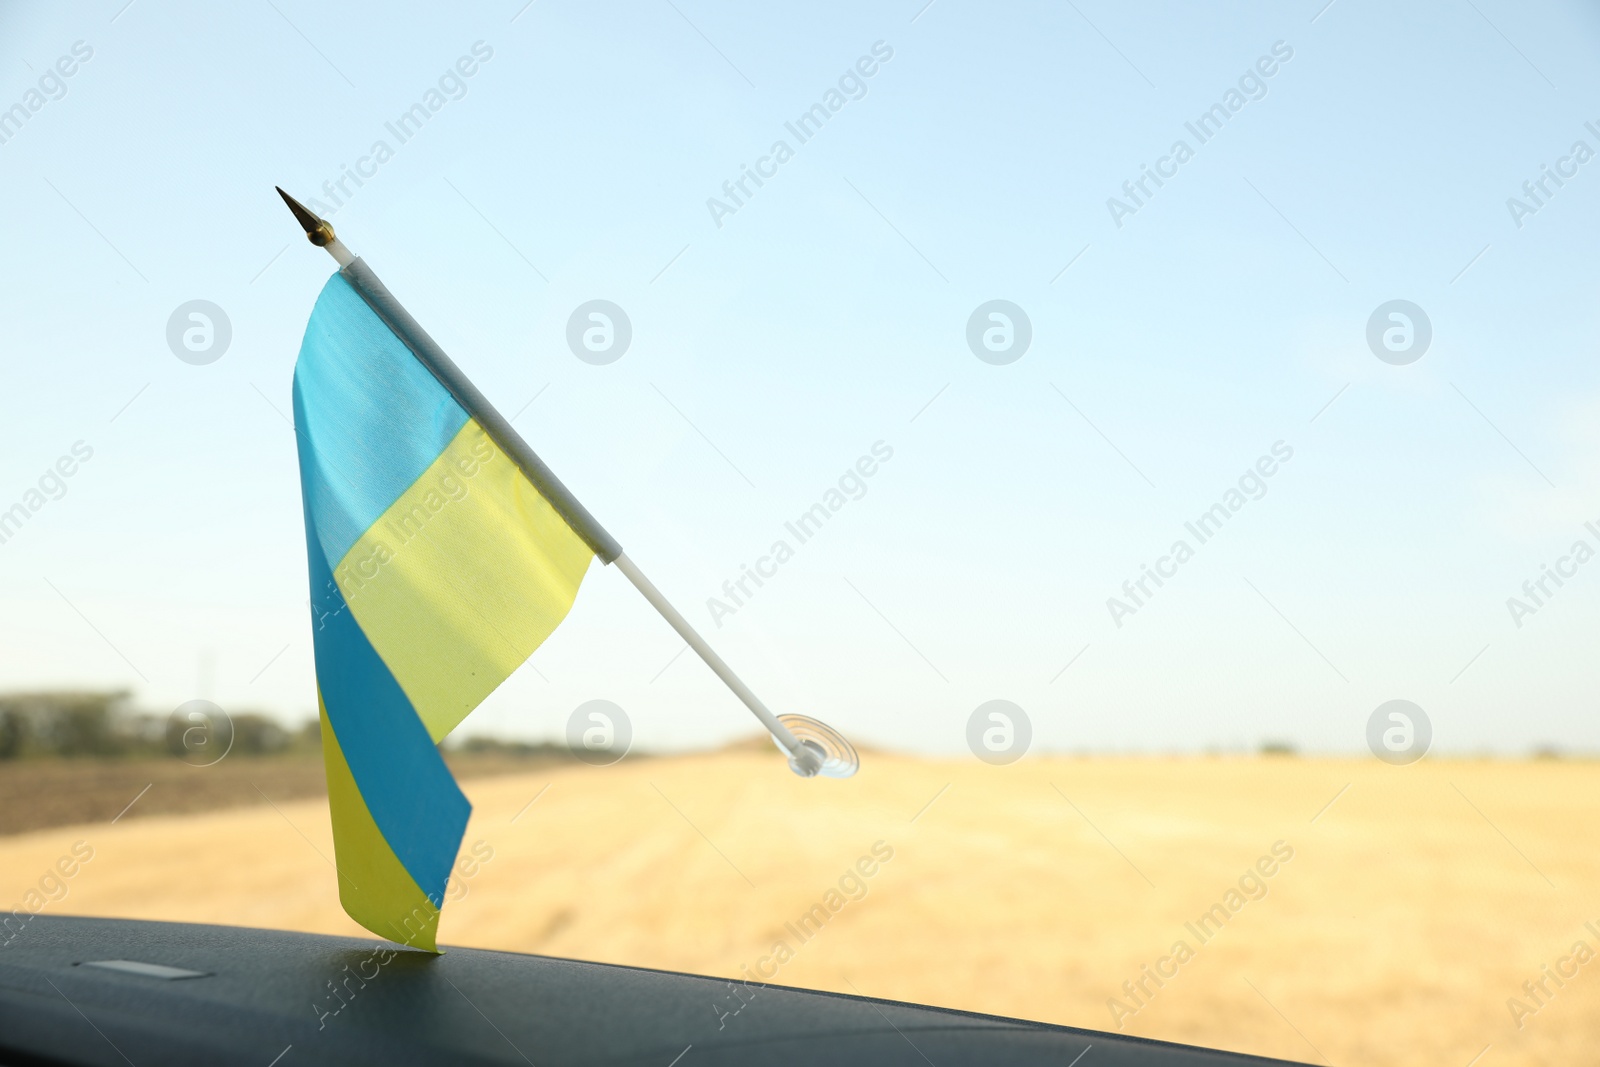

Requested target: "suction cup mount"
[{"left": 776, "top": 714, "right": 859, "bottom": 778}]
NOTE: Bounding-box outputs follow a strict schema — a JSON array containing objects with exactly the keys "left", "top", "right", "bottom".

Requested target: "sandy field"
[
  {"left": 3, "top": 752, "right": 1596, "bottom": 1066},
  {"left": 0, "top": 752, "right": 568, "bottom": 836}
]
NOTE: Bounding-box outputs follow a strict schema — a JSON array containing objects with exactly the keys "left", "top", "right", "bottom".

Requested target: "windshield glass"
[{"left": 2, "top": 3, "right": 1596, "bottom": 1063}]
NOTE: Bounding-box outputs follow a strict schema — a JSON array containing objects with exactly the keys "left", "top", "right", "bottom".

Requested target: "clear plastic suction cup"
[{"left": 775, "top": 714, "right": 859, "bottom": 779}]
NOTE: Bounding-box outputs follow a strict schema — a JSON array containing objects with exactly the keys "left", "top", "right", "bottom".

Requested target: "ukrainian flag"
[{"left": 292, "top": 265, "right": 604, "bottom": 951}]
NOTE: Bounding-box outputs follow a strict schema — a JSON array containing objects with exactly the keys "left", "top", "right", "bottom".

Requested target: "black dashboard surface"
[{"left": 0, "top": 916, "right": 1308, "bottom": 1066}]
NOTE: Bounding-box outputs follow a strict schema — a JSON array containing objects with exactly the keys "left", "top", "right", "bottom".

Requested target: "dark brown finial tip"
[{"left": 276, "top": 186, "right": 335, "bottom": 247}]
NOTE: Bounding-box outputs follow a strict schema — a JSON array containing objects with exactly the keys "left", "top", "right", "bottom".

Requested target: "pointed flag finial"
[{"left": 276, "top": 186, "right": 336, "bottom": 248}]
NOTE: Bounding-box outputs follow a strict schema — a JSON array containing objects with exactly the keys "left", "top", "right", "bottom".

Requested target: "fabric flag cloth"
[{"left": 292, "top": 269, "right": 594, "bottom": 952}]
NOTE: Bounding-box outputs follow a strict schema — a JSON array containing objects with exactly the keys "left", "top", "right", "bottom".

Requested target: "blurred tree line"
[
  {"left": 446, "top": 735, "right": 569, "bottom": 758},
  {"left": 0, "top": 691, "right": 320, "bottom": 760}
]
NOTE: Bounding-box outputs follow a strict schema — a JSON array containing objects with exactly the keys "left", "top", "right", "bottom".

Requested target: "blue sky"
[{"left": 3, "top": 0, "right": 1599, "bottom": 755}]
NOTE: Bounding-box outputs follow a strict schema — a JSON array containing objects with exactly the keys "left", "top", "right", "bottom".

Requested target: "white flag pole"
[
  {"left": 611, "top": 554, "right": 810, "bottom": 760},
  {"left": 277, "top": 188, "right": 854, "bottom": 779}
]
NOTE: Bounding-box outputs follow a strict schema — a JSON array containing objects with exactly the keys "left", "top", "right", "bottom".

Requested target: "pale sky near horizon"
[{"left": 3, "top": 0, "right": 1600, "bottom": 756}]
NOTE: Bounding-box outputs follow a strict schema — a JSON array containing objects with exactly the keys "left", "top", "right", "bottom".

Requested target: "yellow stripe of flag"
[{"left": 332, "top": 421, "right": 594, "bottom": 741}]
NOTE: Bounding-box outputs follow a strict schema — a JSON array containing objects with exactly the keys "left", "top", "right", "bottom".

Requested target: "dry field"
[
  {"left": 3, "top": 752, "right": 1596, "bottom": 1065},
  {"left": 0, "top": 752, "right": 572, "bottom": 836}
]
